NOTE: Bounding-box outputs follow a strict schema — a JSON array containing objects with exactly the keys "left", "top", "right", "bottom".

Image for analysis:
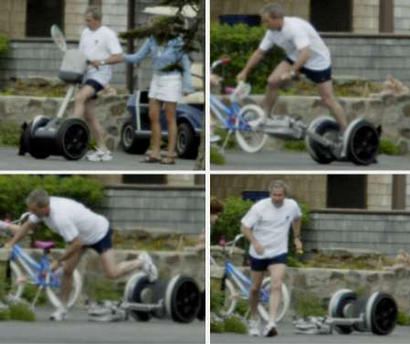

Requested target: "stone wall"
[
  {"left": 101, "top": 185, "right": 205, "bottom": 236},
  {"left": 211, "top": 264, "right": 410, "bottom": 315},
  {"left": 305, "top": 210, "right": 410, "bottom": 256}
]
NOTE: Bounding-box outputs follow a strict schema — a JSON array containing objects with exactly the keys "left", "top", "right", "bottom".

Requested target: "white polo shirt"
[
  {"left": 241, "top": 197, "right": 302, "bottom": 259},
  {"left": 79, "top": 25, "right": 123, "bottom": 86},
  {"left": 29, "top": 197, "right": 109, "bottom": 245},
  {"left": 259, "top": 17, "right": 331, "bottom": 71}
]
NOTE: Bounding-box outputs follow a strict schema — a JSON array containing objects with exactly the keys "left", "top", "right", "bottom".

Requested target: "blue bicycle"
[
  {"left": 1, "top": 213, "right": 82, "bottom": 309},
  {"left": 211, "top": 234, "right": 290, "bottom": 322},
  {"left": 210, "top": 58, "right": 268, "bottom": 153}
]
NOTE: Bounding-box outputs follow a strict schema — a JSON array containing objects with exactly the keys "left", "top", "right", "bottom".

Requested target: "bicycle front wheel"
[
  {"left": 7, "top": 261, "right": 25, "bottom": 301},
  {"left": 218, "top": 278, "right": 238, "bottom": 317},
  {"left": 46, "top": 268, "right": 82, "bottom": 308},
  {"left": 235, "top": 104, "right": 267, "bottom": 153},
  {"left": 257, "top": 277, "right": 290, "bottom": 323}
]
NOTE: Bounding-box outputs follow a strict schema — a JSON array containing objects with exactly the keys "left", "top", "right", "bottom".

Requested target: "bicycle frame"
[{"left": 9, "top": 244, "right": 60, "bottom": 289}]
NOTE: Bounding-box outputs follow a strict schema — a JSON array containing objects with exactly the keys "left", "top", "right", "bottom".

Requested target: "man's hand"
[
  {"left": 280, "top": 70, "right": 298, "bottom": 81},
  {"left": 253, "top": 241, "right": 265, "bottom": 255},
  {"left": 236, "top": 70, "right": 248, "bottom": 83},
  {"left": 90, "top": 60, "right": 100, "bottom": 69},
  {"left": 294, "top": 237, "right": 303, "bottom": 255},
  {"left": 50, "top": 260, "right": 60, "bottom": 272}
]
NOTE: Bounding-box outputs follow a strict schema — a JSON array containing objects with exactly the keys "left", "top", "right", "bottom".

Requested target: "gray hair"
[
  {"left": 260, "top": 3, "right": 284, "bottom": 19},
  {"left": 268, "top": 180, "right": 289, "bottom": 196},
  {"left": 26, "top": 189, "right": 50, "bottom": 208},
  {"left": 85, "top": 6, "right": 102, "bottom": 21}
]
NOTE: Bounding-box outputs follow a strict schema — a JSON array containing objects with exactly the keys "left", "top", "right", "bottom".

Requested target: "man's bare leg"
[
  {"left": 60, "top": 247, "right": 86, "bottom": 306},
  {"left": 266, "top": 264, "right": 286, "bottom": 324},
  {"left": 317, "top": 81, "right": 348, "bottom": 131},
  {"left": 262, "top": 61, "right": 293, "bottom": 116},
  {"left": 99, "top": 249, "right": 145, "bottom": 279},
  {"left": 84, "top": 98, "right": 108, "bottom": 150},
  {"left": 73, "top": 86, "right": 95, "bottom": 119},
  {"left": 249, "top": 270, "right": 264, "bottom": 320}
]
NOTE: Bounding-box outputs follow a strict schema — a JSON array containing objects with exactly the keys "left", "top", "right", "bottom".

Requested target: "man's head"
[
  {"left": 268, "top": 180, "right": 288, "bottom": 207},
  {"left": 26, "top": 189, "right": 50, "bottom": 218},
  {"left": 210, "top": 198, "right": 224, "bottom": 225},
  {"left": 85, "top": 6, "right": 102, "bottom": 30},
  {"left": 260, "top": 3, "right": 284, "bottom": 31}
]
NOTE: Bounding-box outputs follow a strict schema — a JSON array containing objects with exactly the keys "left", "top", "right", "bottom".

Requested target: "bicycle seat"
[{"left": 34, "top": 241, "right": 55, "bottom": 249}]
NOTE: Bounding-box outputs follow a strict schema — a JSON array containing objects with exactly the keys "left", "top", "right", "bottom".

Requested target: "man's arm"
[
  {"left": 292, "top": 46, "right": 311, "bottom": 74},
  {"left": 5, "top": 221, "right": 36, "bottom": 248},
  {"left": 237, "top": 49, "right": 265, "bottom": 82},
  {"left": 241, "top": 224, "right": 264, "bottom": 255},
  {"left": 292, "top": 217, "right": 303, "bottom": 254},
  {"left": 90, "top": 54, "right": 124, "bottom": 68}
]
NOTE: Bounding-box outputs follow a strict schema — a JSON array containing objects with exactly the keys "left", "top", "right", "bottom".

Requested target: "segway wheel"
[
  {"left": 24, "top": 117, "right": 51, "bottom": 159},
  {"left": 345, "top": 119, "right": 380, "bottom": 166},
  {"left": 365, "top": 292, "right": 397, "bottom": 335},
  {"left": 328, "top": 289, "right": 356, "bottom": 334},
  {"left": 306, "top": 117, "right": 339, "bottom": 164},
  {"left": 165, "top": 275, "right": 200, "bottom": 323},
  {"left": 56, "top": 118, "right": 90, "bottom": 160},
  {"left": 124, "top": 272, "right": 152, "bottom": 322}
]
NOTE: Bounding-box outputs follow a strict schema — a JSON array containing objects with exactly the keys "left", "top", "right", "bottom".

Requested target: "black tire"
[
  {"left": 120, "top": 119, "right": 150, "bottom": 154},
  {"left": 329, "top": 289, "right": 356, "bottom": 334},
  {"left": 197, "top": 291, "right": 205, "bottom": 321},
  {"left": 366, "top": 292, "right": 397, "bottom": 335},
  {"left": 176, "top": 122, "right": 198, "bottom": 159},
  {"left": 127, "top": 274, "right": 152, "bottom": 322},
  {"left": 56, "top": 118, "right": 90, "bottom": 160},
  {"left": 346, "top": 120, "right": 380, "bottom": 166},
  {"left": 165, "top": 275, "right": 200, "bottom": 323},
  {"left": 306, "top": 118, "right": 339, "bottom": 164},
  {"left": 25, "top": 118, "right": 51, "bottom": 159}
]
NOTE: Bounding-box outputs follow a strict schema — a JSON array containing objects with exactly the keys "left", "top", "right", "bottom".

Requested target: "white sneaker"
[
  {"left": 263, "top": 321, "right": 278, "bottom": 337},
  {"left": 86, "top": 148, "right": 112, "bottom": 162},
  {"left": 248, "top": 319, "right": 261, "bottom": 337},
  {"left": 139, "top": 251, "right": 158, "bottom": 282},
  {"left": 50, "top": 307, "right": 67, "bottom": 321}
]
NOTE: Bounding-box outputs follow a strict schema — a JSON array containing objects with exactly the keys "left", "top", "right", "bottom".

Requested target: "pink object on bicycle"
[{"left": 34, "top": 241, "right": 55, "bottom": 249}]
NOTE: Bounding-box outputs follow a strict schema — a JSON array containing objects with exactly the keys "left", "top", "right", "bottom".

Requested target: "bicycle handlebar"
[{"left": 211, "top": 58, "right": 231, "bottom": 71}]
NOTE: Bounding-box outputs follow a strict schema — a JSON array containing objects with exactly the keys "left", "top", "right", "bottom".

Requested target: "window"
[
  {"left": 310, "top": 0, "right": 352, "bottom": 32},
  {"left": 26, "top": 0, "right": 64, "bottom": 37},
  {"left": 327, "top": 175, "right": 366, "bottom": 209}
]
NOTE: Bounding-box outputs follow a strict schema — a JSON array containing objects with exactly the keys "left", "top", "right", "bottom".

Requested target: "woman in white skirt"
[{"left": 117, "top": 30, "right": 193, "bottom": 164}]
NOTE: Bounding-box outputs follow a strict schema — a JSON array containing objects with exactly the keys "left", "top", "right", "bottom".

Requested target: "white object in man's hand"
[{"left": 253, "top": 241, "right": 265, "bottom": 255}]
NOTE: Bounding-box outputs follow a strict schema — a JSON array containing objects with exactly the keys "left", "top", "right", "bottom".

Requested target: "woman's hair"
[
  {"left": 268, "top": 180, "right": 289, "bottom": 196},
  {"left": 210, "top": 197, "right": 224, "bottom": 215},
  {"left": 26, "top": 189, "right": 50, "bottom": 208}
]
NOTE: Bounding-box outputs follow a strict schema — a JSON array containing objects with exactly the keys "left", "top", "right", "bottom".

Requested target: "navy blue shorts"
[
  {"left": 88, "top": 228, "right": 113, "bottom": 254},
  {"left": 82, "top": 79, "right": 104, "bottom": 99},
  {"left": 285, "top": 57, "right": 332, "bottom": 84},
  {"left": 249, "top": 253, "right": 288, "bottom": 271}
]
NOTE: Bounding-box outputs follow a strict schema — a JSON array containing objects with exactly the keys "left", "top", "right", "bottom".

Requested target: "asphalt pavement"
[
  {"left": 211, "top": 150, "right": 410, "bottom": 171},
  {"left": 0, "top": 147, "right": 199, "bottom": 171},
  {"left": 0, "top": 308, "right": 204, "bottom": 344},
  {"left": 211, "top": 322, "right": 410, "bottom": 344}
]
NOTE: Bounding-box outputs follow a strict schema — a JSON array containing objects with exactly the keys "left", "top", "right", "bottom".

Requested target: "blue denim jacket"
[{"left": 124, "top": 36, "right": 193, "bottom": 93}]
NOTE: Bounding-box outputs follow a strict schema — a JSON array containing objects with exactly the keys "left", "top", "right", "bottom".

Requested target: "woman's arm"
[
  {"left": 181, "top": 53, "right": 194, "bottom": 94},
  {"left": 123, "top": 37, "right": 152, "bottom": 65}
]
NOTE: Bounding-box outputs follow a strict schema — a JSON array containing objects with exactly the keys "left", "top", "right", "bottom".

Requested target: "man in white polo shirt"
[
  {"left": 241, "top": 180, "right": 303, "bottom": 337},
  {"left": 74, "top": 6, "right": 124, "bottom": 162},
  {"left": 2, "top": 189, "right": 157, "bottom": 321},
  {"left": 237, "top": 3, "right": 347, "bottom": 130}
]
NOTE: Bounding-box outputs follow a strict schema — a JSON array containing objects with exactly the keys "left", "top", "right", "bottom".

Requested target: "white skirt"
[{"left": 148, "top": 74, "right": 182, "bottom": 102}]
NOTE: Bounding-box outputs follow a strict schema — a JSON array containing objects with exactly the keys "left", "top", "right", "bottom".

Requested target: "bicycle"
[
  {"left": 210, "top": 58, "right": 268, "bottom": 153},
  {"left": 211, "top": 233, "right": 290, "bottom": 322},
  {"left": 0, "top": 212, "right": 82, "bottom": 309}
]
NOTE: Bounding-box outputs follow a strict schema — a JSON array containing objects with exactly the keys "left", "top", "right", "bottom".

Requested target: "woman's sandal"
[
  {"left": 160, "top": 156, "right": 176, "bottom": 165},
  {"left": 142, "top": 155, "right": 161, "bottom": 163}
]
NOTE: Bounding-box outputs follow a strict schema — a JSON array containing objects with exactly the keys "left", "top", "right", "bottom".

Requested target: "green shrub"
[
  {"left": 210, "top": 280, "right": 225, "bottom": 313},
  {"left": 21, "top": 284, "right": 48, "bottom": 306},
  {"left": 214, "top": 127, "right": 237, "bottom": 150},
  {"left": 283, "top": 140, "right": 307, "bottom": 152},
  {"left": 210, "top": 146, "right": 225, "bottom": 165},
  {"left": 9, "top": 303, "right": 35, "bottom": 321},
  {"left": 223, "top": 315, "right": 248, "bottom": 334},
  {"left": 0, "top": 34, "right": 9, "bottom": 55},
  {"left": 0, "top": 121, "right": 21, "bottom": 146},
  {"left": 86, "top": 278, "right": 124, "bottom": 302},
  {"left": 293, "top": 292, "right": 327, "bottom": 317},
  {"left": 235, "top": 299, "right": 249, "bottom": 317},
  {"left": 211, "top": 318, "right": 225, "bottom": 333},
  {"left": 379, "top": 139, "right": 401, "bottom": 156},
  {"left": 397, "top": 311, "right": 410, "bottom": 326},
  {"left": 211, "top": 24, "right": 285, "bottom": 93},
  {"left": 211, "top": 196, "right": 253, "bottom": 245},
  {"left": 0, "top": 175, "right": 104, "bottom": 247},
  {"left": 0, "top": 308, "right": 10, "bottom": 321}
]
